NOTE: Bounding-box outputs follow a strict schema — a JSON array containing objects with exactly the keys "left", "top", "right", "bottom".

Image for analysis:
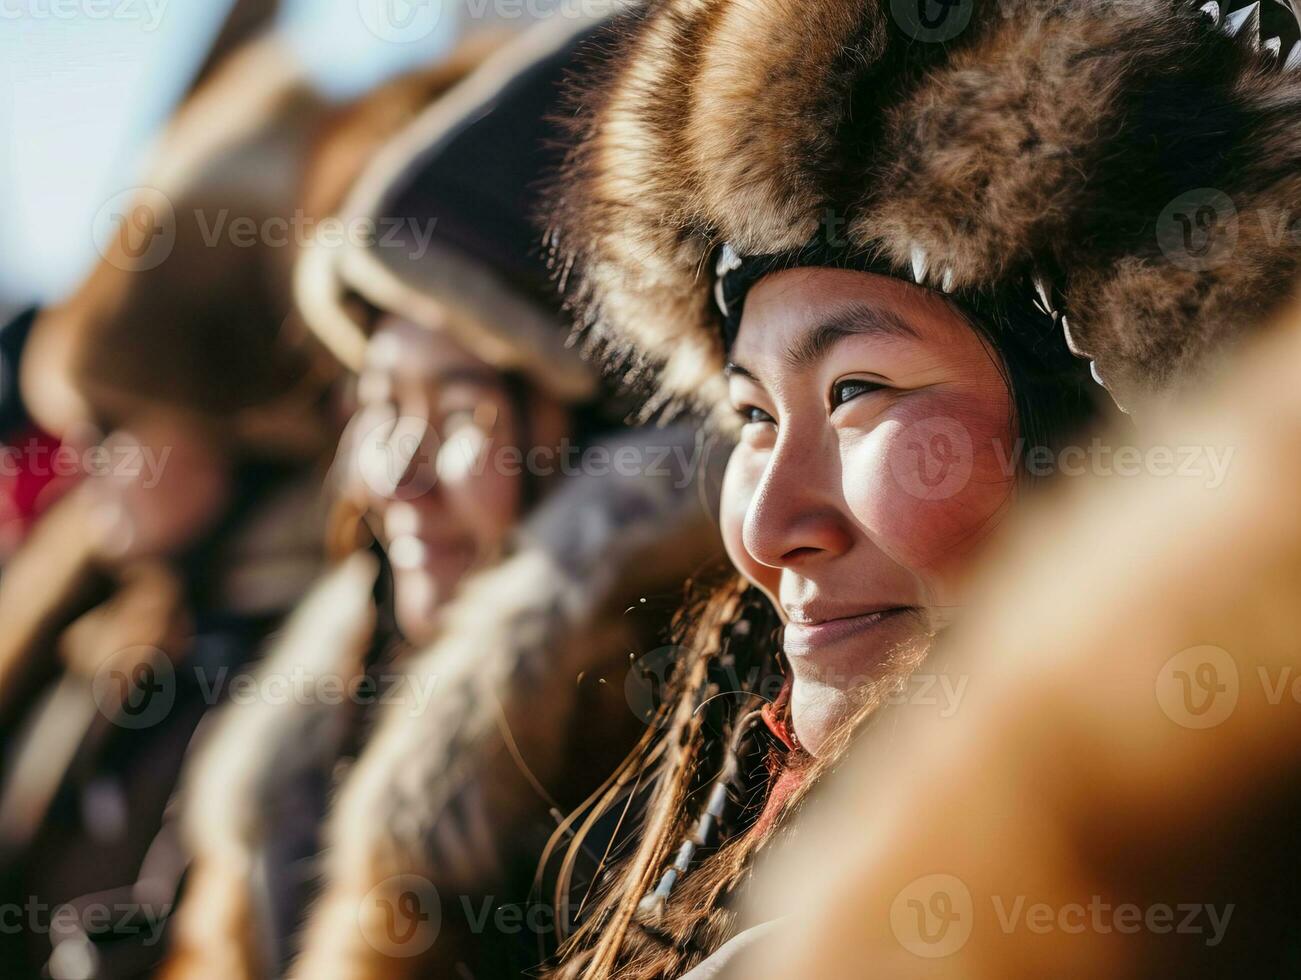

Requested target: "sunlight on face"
[
  {"left": 719, "top": 268, "right": 1017, "bottom": 756},
  {"left": 341, "top": 315, "right": 523, "bottom": 644}
]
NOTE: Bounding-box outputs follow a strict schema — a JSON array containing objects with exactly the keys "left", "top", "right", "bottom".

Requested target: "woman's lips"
[{"left": 782, "top": 607, "right": 914, "bottom": 658}]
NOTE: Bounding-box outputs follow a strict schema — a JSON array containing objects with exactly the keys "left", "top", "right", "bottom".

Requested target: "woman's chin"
[{"left": 789, "top": 679, "right": 869, "bottom": 759}]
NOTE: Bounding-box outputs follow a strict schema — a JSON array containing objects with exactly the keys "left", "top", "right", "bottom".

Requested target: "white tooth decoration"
[
  {"left": 940, "top": 268, "right": 955, "bottom": 293},
  {"left": 1032, "top": 273, "right": 1055, "bottom": 315},
  {"left": 1200, "top": 0, "right": 1221, "bottom": 22},
  {"left": 1060, "top": 315, "right": 1124, "bottom": 411},
  {"left": 1285, "top": 40, "right": 1301, "bottom": 70},
  {"left": 1060, "top": 315, "right": 1083, "bottom": 357},
  {"left": 910, "top": 245, "right": 930, "bottom": 285},
  {"left": 1223, "top": 1, "right": 1260, "bottom": 44},
  {"left": 1265, "top": 35, "right": 1282, "bottom": 55}
]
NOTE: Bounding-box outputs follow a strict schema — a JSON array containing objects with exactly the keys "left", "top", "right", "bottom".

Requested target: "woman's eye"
[
  {"left": 831, "top": 378, "right": 884, "bottom": 408},
  {"left": 735, "top": 404, "right": 775, "bottom": 426}
]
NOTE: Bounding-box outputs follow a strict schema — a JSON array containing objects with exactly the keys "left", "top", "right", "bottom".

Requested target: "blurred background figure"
[
  {"left": 163, "top": 15, "right": 719, "bottom": 980},
  {"left": 0, "top": 15, "right": 344, "bottom": 977}
]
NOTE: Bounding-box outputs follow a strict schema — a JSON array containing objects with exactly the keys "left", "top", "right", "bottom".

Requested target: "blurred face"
[
  {"left": 343, "top": 316, "right": 532, "bottom": 644},
  {"left": 720, "top": 268, "right": 1016, "bottom": 757},
  {"left": 89, "top": 417, "right": 230, "bottom": 563}
]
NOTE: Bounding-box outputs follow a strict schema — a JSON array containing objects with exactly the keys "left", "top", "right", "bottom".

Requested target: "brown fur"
[{"left": 550, "top": 0, "right": 1301, "bottom": 418}]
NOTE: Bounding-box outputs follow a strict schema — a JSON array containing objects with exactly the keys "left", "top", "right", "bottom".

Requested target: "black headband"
[
  {"left": 712, "top": 239, "right": 908, "bottom": 350},
  {"left": 710, "top": 237, "right": 1073, "bottom": 373}
]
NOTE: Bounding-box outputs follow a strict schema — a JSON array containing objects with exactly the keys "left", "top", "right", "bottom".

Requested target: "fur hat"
[
  {"left": 22, "top": 36, "right": 337, "bottom": 458},
  {"left": 548, "top": 0, "right": 1301, "bottom": 418},
  {"left": 296, "top": 17, "right": 610, "bottom": 403}
]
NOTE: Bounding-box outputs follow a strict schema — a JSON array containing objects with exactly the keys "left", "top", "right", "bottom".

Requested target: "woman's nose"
[
  {"left": 349, "top": 411, "right": 441, "bottom": 505},
  {"left": 741, "top": 428, "right": 853, "bottom": 569}
]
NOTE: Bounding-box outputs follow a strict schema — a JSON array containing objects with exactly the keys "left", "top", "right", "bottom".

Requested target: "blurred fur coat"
[{"left": 164, "top": 425, "right": 722, "bottom": 979}]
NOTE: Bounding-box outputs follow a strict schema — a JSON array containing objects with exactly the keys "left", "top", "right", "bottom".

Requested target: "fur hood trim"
[
  {"left": 172, "top": 424, "right": 722, "bottom": 975},
  {"left": 296, "top": 16, "right": 608, "bottom": 402},
  {"left": 550, "top": 0, "right": 1301, "bottom": 417}
]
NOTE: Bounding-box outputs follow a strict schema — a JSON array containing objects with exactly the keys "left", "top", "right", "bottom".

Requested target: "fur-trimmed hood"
[
  {"left": 295, "top": 16, "right": 610, "bottom": 403},
  {"left": 549, "top": 0, "right": 1301, "bottom": 418}
]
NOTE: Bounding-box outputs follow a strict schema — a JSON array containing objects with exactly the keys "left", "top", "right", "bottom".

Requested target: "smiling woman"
[
  {"left": 539, "top": 0, "right": 1301, "bottom": 976},
  {"left": 720, "top": 268, "right": 1022, "bottom": 756}
]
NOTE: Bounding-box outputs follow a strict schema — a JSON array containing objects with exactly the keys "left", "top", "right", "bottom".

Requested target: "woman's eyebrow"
[
  {"left": 723, "top": 361, "right": 755, "bottom": 380},
  {"left": 783, "top": 303, "right": 918, "bottom": 372}
]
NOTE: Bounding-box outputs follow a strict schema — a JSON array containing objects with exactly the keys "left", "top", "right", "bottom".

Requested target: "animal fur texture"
[
  {"left": 549, "top": 0, "right": 1301, "bottom": 418},
  {"left": 167, "top": 426, "right": 722, "bottom": 979}
]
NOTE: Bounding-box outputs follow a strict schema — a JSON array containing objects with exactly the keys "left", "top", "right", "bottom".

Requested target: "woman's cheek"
[
  {"left": 438, "top": 426, "right": 520, "bottom": 552},
  {"left": 720, "top": 446, "right": 773, "bottom": 594},
  {"left": 842, "top": 403, "right": 1014, "bottom": 576}
]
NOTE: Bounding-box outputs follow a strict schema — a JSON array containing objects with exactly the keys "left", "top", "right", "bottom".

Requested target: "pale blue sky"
[{"left": 0, "top": 0, "right": 464, "bottom": 305}]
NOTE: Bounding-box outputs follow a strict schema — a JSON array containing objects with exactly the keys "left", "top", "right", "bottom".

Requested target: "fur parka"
[
  {"left": 549, "top": 0, "right": 1301, "bottom": 418},
  {"left": 165, "top": 425, "right": 723, "bottom": 979}
]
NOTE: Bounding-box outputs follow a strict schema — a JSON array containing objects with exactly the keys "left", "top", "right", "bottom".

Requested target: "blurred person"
[
  {"left": 163, "top": 17, "right": 720, "bottom": 980},
  {"left": 0, "top": 33, "right": 344, "bottom": 979},
  {"left": 537, "top": 0, "right": 1301, "bottom": 976},
  {"left": 0, "top": 305, "right": 79, "bottom": 561}
]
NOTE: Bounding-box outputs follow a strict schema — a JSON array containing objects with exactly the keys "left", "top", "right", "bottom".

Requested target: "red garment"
[{"left": 0, "top": 426, "right": 79, "bottom": 554}]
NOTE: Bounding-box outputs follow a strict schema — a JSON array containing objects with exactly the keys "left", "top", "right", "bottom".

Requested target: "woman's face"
[
  {"left": 342, "top": 316, "right": 530, "bottom": 644},
  {"left": 720, "top": 268, "right": 1017, "bottom": 757}
]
